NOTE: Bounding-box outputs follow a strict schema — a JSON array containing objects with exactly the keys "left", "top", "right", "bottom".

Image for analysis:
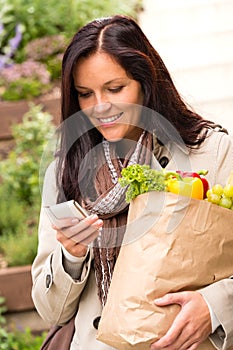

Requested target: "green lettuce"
[{"left": 119, "top": 164, "right": 166, "bottom": 203}]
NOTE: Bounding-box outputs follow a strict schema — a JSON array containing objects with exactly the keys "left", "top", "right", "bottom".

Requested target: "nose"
[
  {"left": 93, "top": 92, "right": 111, "bottom": 116},
  {"left": 94, "top": 102, "right": 112, "bottom": 115}
]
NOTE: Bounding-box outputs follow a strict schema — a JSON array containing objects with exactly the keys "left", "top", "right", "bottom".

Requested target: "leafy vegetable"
[{"left": 119, "top": 164, "right": 166, "bottom": 203}]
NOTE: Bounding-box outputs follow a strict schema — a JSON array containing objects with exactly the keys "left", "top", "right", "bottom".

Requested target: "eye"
[
  {"left": 108, "top": 86, "right": 124, "bottom": 93},
  {"left": 77, "top": 91, "right": 93, "bottom": 99}
]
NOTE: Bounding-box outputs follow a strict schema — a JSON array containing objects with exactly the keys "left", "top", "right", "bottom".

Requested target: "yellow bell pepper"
[{"left": 165, "top": 172, "right": 204, "bottom": 200}]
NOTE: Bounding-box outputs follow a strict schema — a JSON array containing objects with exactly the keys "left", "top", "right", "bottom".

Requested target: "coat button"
[
  {"left": 159, "top": 156, "right": 169, "bottom": 168},
  {"left": 46, "top": 274, "right": 52, "bottom": 288},
  {"left": 93, "top": 316, "right": 101, "bottom": 330}
]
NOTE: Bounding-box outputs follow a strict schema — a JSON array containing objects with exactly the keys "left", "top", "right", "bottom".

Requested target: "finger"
[
  {"left": 186, "top": 342, "right": 200, "bottom": 350},
  {"left": 79, "top": 230, "right": 101, "bottom": 246},
  {"left": 61, "top": 214, "right": 102, "bottom": 239},
  {"left": 53, "top": 214, "right": 100, "bottom": 232},
  {"left": 154, "top": 292, "right": 188, "bottom": 307},
  {"left": 56, "top": 229, "right": 74, "bottom": 245},
  {"left": 56, "top": 215, "right": 103, "bottom": 251},
  {"left": 70, "top": 219, "right": 103, "bottom": 243},
  {"left": 56, "top": 229, "right": 88, "bottom": 255},
  {"left": 178, "top": 321, "right": 209, "bottom": 350},
  {"left": 52, "top": 217, "right": 80, "bottom": 230},
  {"left": 151, "top": 325, "right": 182, "bottom": 349},
  {"left": 178, "top": 336, "right": 201, "bottom": 350},
  {"left": 68, "top": 214, "right": 100, "bottom": 233},
  {"left": 151, "top": 305, "right": 189, "bottom": 348},
  {"left": 58, "top": 227, "right": 100, "bottom": 256},
  {"left": 179, "top": 338, "right": 199, "bottom": 350},
  {"left": 162, "top": 324, "right": 194, "bottom": 350}
]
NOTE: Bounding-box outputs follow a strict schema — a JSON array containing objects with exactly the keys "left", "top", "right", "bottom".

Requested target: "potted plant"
[
  {"left": 0, "top": 296, "right": 47, "bottom": 349},
  {"left": 0, "top": 105, "right": 55, "bottom": 313}
]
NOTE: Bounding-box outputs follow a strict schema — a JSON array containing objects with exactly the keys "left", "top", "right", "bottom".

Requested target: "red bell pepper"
[{"left": 176, "top": 169, "right": 209, "bottom": 198}]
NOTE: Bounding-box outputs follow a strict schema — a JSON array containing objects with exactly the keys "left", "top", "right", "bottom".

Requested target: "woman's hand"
[
  {"left": 150, "top": 291, "right": 212, "bottom": 350},
  {"left": 52, "top": 214, "right": 103, "bottom": 257}
]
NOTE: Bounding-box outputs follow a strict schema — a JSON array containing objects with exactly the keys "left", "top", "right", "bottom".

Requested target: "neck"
[
  {"left": 114, "top": 139, "right": 134, "bottom": 159},
  {"left": 115, "top": 129, "right": 144, "bottom": 159}
]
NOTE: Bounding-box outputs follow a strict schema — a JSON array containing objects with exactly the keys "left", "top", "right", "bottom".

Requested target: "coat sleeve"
[
  {"left": 213, "top": 131, "right": 233, "bottom": 186},
  {"left": 199, "top": 132, "right": 233, "bottom": 350},
  {"left": 199, "top": 278, "right": 233, "bottom": 350},
  {"left": 31, "top": 161, "right": 92, "bottom": 325}
]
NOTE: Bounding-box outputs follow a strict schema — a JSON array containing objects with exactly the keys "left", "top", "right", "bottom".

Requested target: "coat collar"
[{"left": 152, "top": 132, "right": 191, "bottom": 170}]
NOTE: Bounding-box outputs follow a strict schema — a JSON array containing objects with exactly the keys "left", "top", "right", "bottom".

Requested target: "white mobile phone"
[{"left": 44, "top": 200, "right": 89, "bottom": 226}]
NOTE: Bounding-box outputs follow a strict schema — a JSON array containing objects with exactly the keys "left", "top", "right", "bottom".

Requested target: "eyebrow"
[{"left": 75, "top": 78, "right": 128, "bottom": 90}]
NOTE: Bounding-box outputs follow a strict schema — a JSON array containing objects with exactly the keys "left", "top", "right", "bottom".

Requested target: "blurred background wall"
[{"left": 140, "top": 0, "right": 233, "bottom": 134}]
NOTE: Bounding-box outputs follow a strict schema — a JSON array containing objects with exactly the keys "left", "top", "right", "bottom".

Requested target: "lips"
[{"left": 98, "top": 112, "right": 123, "bottom": 125}]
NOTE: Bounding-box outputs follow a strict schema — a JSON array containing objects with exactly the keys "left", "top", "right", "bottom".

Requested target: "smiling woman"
[
  {"left": 73, "top": 52, "right": 144, "bottom": 142},
  {"left": 31, "top": 14, "right": 233, "bottom": 350}
]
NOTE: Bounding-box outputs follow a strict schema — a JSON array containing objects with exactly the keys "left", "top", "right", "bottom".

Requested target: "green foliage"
[
  {"left": 0, "top": 60, "right": 51, "bottom": 101},
  {"left": 0, "top": 104, "right": 55, "bottom": 266},
  {"left": 0, "top": 0, "right": 142, "bottom": 63},
  {"left": 1, "top": 78, "right": 51, "bottom": 101},
  {"left": 46, "top": 54, "right": 63, "bottom": 80},
  {"left": 0, "top": 328, "right": 46, "bottom": 350},
  {"left": 0, "top": 182, "right": 40, "bottom": 267},
  {"left": 0, "top": 231, "right": 38, "bottom": 267},
  {"left": 0, "top": 104, "right": 55, "bottom": 204},
  {"left": 119, "top": 164, "right": 166, "bottom": 202},
  {"left": 25, "top": 35, "right": 66, "bottom": 62},
  {"left": 66, "top": 0, "right": 142, "bottom": 35},
  {"left": 24, "top": 35, "right": 66, "bottom": 81},
  {"left": 0, "top": 297, "right": 46, "bottom": 350},
  {"left": 0, "top": 297, "right": 7, "bottom": 321},
  {"left": 0, "top": 186, "right": 30, "bottom": 236}
]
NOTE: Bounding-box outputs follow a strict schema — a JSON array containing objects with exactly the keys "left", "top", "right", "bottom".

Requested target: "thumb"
[{"left": 154, "top": 292, "right": 185, "bottom": 306}]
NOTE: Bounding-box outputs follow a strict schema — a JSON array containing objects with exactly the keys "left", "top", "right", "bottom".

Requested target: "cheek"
[
  {"left": 124, "top": 104, "right": 143, "bottom": 126},
  {"left": 130, "top": 87, "right": 144, "bottom": 105},
  {"left": 84, "top": 113, "right": 96, "bottom": 127},
  {"left": 78, "top": 98, "right": 89, "bottom": 110}
]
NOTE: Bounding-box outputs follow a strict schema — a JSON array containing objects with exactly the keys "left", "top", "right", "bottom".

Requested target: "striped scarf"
[{"left": 83, "top": 131, "right": 153, "bottom": 306}]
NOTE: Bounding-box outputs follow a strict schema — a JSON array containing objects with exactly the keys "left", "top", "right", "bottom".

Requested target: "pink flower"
[{"left": 0, "top": 60, "right": 51, "bottom": 85}]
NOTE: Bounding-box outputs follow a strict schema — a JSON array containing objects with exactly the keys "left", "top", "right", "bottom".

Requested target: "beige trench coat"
[{"left": 32, "top": 129, "right": 233, "bottom": 350}]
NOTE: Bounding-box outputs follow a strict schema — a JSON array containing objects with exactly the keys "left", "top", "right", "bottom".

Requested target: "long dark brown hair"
[{"left": 57, "top": 14, "right": 217, "bottom": 202}]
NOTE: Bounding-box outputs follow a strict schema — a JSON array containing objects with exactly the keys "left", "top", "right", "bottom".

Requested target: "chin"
[
  {"left": 105, "top": 136, "right": 123, "bottom": 142},
  {"left": 100, "top": 131, "right": 124, "bottom": 142}
]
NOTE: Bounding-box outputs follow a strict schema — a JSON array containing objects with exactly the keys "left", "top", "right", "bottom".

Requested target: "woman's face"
[{"left": 73, "top": 52, "right": 144, "bottom": 142}]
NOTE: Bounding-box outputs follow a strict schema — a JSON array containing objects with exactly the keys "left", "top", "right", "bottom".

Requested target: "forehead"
[{"left": 73, "top": 52, "right": 128, "bottom": 85}]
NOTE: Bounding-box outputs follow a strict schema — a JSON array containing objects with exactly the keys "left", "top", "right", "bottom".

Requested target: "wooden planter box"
[
  {"left": 0, "top": 265, "right": 34, "bottom": 312},
  {"left": 0, "top": 97, "right": 60, "bottom": 140},
  {"left": 0, "top": 265, "right": 50, "bottom": 333},
  {"left": 0, "top": 95, "right": 60, "bottom": 158}
]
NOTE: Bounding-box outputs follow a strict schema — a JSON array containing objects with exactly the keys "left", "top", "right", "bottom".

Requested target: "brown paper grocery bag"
[{"left": 97, "top": 192, "right": 233, "bottom": 350}]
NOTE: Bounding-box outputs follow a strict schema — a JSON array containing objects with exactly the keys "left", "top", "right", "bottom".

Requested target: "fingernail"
[
  {"left": 71, "top": 218, "right": 79, "bottom": 223},
  {"left": 96, "top": 219, "right": 103, "bottom": 226},
  {"left": 90, "top": 214, "right": 98, "bottom": 220},
  {"left": 154, "top": 298, "right": 162, "bottom": 303}
]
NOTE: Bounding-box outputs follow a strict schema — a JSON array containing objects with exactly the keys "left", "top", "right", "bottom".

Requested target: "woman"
[{"left": 32, "top": 15, "right": 233, "bottom": 350}]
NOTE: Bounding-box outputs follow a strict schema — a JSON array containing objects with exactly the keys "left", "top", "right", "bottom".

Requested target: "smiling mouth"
[{"left": 98, "top": 112, "right": 123, "bottom": 124}]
